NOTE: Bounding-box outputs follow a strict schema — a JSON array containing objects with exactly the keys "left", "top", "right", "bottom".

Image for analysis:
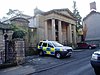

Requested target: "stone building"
[
  {"left": 0, "top": 22, "right": 12, "bottom": 63},
  {"left": 83, "top": 10, "right": 100, "bottom": 46},
  {"left": 83, "top": 2, "right": 100, "bottom": 47},
  {"left": 2, "top": 8, "right": 78, "bottom": 48},
  {"left": 0, "top": 22, "right": 12, "bottom": 51},
  {"left": 3, "top": 17, "right": 30, "bottom": 50},
  {"left": 31, "top": 8, "right": 77, "bottom": 47},
  {"left": 0, "top": 17, "right": 29, "bottom": 63}
]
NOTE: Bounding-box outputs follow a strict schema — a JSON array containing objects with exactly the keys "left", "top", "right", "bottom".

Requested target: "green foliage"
[
  {"left": 73, "top": 1, "right": 82, "bottom": 24},
  {"left": 11, "top": 24, "right": 27, "bottom": 34},
  {"left": 73, "top": 1, "right": 83, "bottom": 34},
  {"left": 12, "top": 30, "right": 25, "bottom": 39},
  {"left": 11, "top": 24, "right": 27, "bottom": 39}
]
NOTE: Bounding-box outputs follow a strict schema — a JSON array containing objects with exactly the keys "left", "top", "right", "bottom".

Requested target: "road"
[
  {"left": 0, "top": 49, "right": 98, "bottom": 75},
  {"left": 31, "top": 49, "right": 97, "bottom": 75}
]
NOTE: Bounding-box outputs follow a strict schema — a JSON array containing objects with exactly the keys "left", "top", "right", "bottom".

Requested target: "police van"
[{"left": 37, "top": 40, "right": 73, "bottom": 59}]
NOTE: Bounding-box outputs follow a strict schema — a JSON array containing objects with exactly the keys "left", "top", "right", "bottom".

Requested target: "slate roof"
[{"left": 83, "top": 10, "right": 100, "bottom": 21}]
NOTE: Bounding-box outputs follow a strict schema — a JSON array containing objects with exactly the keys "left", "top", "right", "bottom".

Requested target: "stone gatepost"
[{"left": 14, "top": 39, "right": 25, "bottom": 65}]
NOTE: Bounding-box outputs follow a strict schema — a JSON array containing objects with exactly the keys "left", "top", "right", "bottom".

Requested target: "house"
[
  {"left": 83, "top": 10, "right": 100, "bottom": 46},
  {"left": 83, "top": 2, "right": 100, "bottom": 47}
]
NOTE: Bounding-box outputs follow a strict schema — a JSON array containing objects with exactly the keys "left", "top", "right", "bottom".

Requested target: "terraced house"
[{"left": 83, "top": 2, "right": 100, "bottom": 47}]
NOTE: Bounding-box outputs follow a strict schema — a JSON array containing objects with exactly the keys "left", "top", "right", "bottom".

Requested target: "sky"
[{"left": 0, "top": 0, "right": 99, "bottom": 19}]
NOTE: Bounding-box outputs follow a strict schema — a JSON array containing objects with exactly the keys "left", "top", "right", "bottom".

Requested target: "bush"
[
  {"left": 26, "top": 47, "right": 38, "bottom": 56},
  {"left": 12, "top": 30, "right": 25, "bottom": 39}
]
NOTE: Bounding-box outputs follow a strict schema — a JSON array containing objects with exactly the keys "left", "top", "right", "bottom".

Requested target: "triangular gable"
[
  {"left": 43, "top": 8, "right": 76, "bottom": 21},
  {"left": 53, "top": 8, "right": 74, "bottom": 18},
  {"left": 83, "top": 10, "right": 100, "bottom": 21}
]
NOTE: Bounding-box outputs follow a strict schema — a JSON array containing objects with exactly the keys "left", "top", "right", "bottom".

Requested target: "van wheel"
[
  {"left": 67, "top": 55, "right": 71, "bottom": 57},
  {"left": 55, "top": 52, "right": 61, "bottom": 59},
  {"left": 89, "top": 46, "right": 92, "bottom": 49},
  {"left": 39, "top": 50, "right": 44, "bottom": 56}
]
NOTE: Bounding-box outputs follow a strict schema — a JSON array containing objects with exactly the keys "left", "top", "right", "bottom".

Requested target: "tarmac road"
[
  {"left": 30, "top": 49, "right": 96, "bottom": 75},
  {"left": 0, "top": 49, "right": 97, "bottom": 75}
]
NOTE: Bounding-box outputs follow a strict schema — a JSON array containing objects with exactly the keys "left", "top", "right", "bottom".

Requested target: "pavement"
[{"left": 0, "top": 50, "right": 82, "bottom": 75}]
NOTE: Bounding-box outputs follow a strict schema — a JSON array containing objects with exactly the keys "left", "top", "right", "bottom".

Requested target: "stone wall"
[{"left": 14, "top": 39, "right": 25, "bottom": 65}]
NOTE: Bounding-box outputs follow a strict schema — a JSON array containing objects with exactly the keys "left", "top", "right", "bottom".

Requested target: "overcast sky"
[{"left": 0, "top": 0, "right": 99, "bottom": 19}]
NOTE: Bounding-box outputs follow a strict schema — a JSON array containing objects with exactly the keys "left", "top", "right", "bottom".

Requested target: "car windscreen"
[{"left": 52, "top": 41, "right": 63, "bottom": 47}]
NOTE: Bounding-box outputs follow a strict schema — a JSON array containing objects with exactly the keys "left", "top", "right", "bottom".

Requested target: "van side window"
[
  {"left": 48, "top": 43, "right": 53, "bottom": 48},
  {"left": 39, "top": 42, "right": 42, "bottom": 46},
  {"left": 43, "top": 43, "right": 47, "bottom": 47}
]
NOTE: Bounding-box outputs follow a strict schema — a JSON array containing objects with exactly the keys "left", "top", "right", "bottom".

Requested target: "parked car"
[
  {"left": 91, "top": 50, "right": 100, "bottom": 75},
  {"left": 77, "top": 42, "right": 96, "bottom": 49},
  {"left": 37, "top": 40, "right": 73, "bottom": 59}
]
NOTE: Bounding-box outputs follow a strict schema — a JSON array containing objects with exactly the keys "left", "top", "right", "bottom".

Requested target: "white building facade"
[
  {"left": 31, "top": 8, "right": 77, "bottom": 47},
  {"left": 83, "top": 11, "right": 100, "bottom": 46}
]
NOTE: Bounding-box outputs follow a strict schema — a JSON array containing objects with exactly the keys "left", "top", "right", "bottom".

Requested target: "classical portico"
[
  {"left": 36, "top": 8, "right": 77, "bottom": 46},
  {"left": 44, "top": 18, "right": 76, "bottom": 45}
]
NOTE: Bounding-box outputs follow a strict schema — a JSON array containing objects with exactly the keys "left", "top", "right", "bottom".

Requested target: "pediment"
[{"left": 43, "top": 8, "right": 76, "bottom": 20}]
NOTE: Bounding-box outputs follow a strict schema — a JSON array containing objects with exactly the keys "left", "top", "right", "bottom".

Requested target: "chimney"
[{"left": 90, "top": 1, "right": 96, "bottom": 11}]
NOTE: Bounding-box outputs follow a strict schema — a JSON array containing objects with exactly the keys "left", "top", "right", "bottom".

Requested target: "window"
[
  {"left": 43, "top": 43, "right": 47, "bottom": 47},
  {"left": 48, "top": 43, "right": 54, "bottom": 48},
  {"left": 52, "top": 41, "right": 63, "bottom": 47}
]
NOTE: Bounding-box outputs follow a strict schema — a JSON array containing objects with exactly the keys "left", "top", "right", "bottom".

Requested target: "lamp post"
[{"left": 4, "top": 33, "right": 8, "bottom": 63}]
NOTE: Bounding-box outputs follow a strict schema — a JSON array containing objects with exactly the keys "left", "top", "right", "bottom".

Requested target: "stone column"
[
  {"left": 68, "top": 24, "right": 72, "bottom": 44},
  {"left": 52, "top": 19, "right": 56, "bottom": 41},
  {"left": 58, "top": 20, "right": 62, "bottom": 43},
  {"left": 44, "top": 20, "right": 48, "bottom": 40},
  {"left": 73, "top": 25, "right": 77, "bottom": 44}
]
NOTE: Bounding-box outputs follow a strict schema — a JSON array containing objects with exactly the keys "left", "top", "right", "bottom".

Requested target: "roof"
[
  {"left": 10, "top": 17, "right": 29, "bottom": 23},
  {"left": 42, "top": 8, "right": 77, "bottom": 21},
  {"left": 3, "top": 14, "right": 32, "bottom": 23},
  {"left": 83, "top": 10, "right": 100, "bottom": 21}
]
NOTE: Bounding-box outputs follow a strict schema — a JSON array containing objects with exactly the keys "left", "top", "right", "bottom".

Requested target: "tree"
[
  {"left": 73, "top": 1, "right": 82, "bottom": 26},
  {"left": 73, "top": 1, "right": 82, "bottom": 32},
  {"left": 73, "top": 1, "right": 84, "bottom": 41},
  {"left": 6, "top": 9, "right": 23, "bottom": 17}
]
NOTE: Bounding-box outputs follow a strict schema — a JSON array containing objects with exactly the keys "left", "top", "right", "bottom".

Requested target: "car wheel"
[
  {"left": 55, "top": 52, "right": 61, "bottom": 59},
  {"left": 67, "top": 55, "right": 71, "bottom": 57},
  {"left": 89, "top": 46, "right": 92, "bottom": 49},
  {"left": 39, "top": 50, "right": 44, "bottom": 56}
]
